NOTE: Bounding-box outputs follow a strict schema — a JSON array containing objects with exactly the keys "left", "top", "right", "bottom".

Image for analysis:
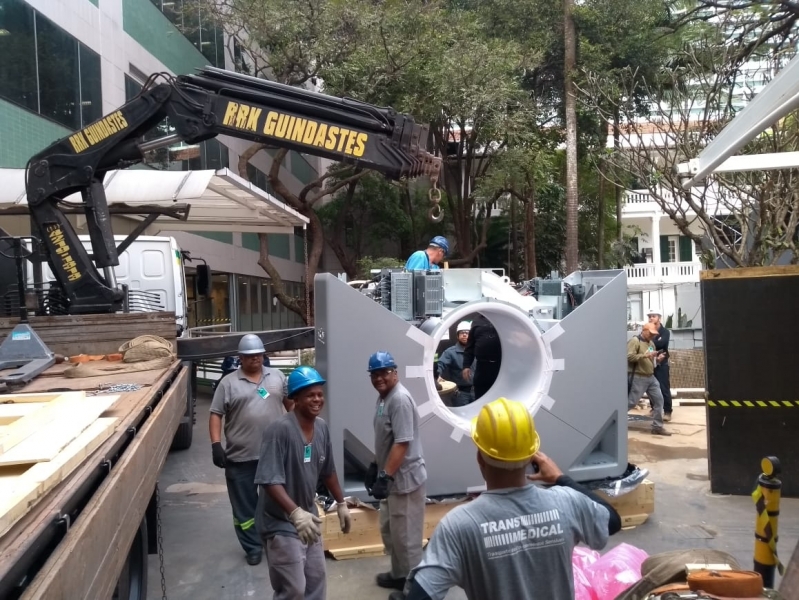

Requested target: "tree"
[
  {"left": 201, "top": 0, "right": 389, "bottom": 324},
  {"left": 578, "top": 10, "right": 799, "bottom": 267},
  {"left": 563, "top": 0, "right": 580, "bottom": 273},
  {"left": 321, "top": 5, "right": 540, "bottom": 265}
]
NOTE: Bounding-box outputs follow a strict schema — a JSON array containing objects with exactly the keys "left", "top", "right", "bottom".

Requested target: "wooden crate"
[
  {"left": 320, "top": 500, "right": 464, "bottom": 559},
  {"left": 600, "top": 479, "right": 655, "bottom": 529},
  {"left": 0, "top": 312, "right": 176, "bottom": 356}
]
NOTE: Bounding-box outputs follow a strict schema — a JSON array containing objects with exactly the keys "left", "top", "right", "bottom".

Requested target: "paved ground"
[{"left": 148, "top": 394, "right": 799, "bottom": 599}]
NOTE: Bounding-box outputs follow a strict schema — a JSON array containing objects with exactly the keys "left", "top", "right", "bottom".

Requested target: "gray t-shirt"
[
  {"left": 209, "top": 366, "right": 287, "bottom": 462},
  {"left": 410, "top": 484, "right": 610, "bottom": 600},
  {"left": 254, "top": 412, "right": 335, "bottom": 539},
  {"left": 374, "top": 382, "right": 426, "bottom": 494}
]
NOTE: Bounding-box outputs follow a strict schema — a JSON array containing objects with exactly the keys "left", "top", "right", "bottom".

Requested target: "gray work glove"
[
  {"left": 337, "top": 503, "right": 352, "bottom": 534},
  {"left": 289, "top": 507, "right": 322, "bottom": 545}
]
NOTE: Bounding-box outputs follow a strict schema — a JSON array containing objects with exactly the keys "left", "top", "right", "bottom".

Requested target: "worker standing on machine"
[
  {"left": 628, "top": 323, "right": 672, "bottom": 436},
  {"left": 255, "top": 366, "right": 351, "bottom": 600},
  {"left": 647, "top": 308, "right": 673, "bottom": 422},
  {"left": 364, "top": 351, "right": 427, "bottom": 593},
  {"left": 462, "top": 313, "right": 501, "bottom": 399},
  {"left": 405, "top": 236, "right": 449, "bottom": 271},
  {"left": 395, "top": 398, "right": 622, "bottom": 600},
  {"left": 437, "top": 321, "right": 475, "bottom": 406},
  {"left": 209, "top": 334, "right": 290, "bottom": 566}
]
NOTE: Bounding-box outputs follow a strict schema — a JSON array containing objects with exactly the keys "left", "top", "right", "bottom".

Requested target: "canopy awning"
[{"left": 0, "top": 167, "right": 308, "bottom": 232}]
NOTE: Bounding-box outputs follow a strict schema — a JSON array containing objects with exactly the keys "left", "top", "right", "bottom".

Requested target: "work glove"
[
  {"left": 370, "top": 472, "right": 393, "bottom": 500},
  {"left": 337, "top": 503, "right": 352, "bottom": 534},
  {"left": 365, "top": 462, "right": 378, "bottom": 493},
  {"left": 211, "top": 442, "right": 227, "bottom": 469},
  {"left": 289, "top": 507, "right": 323, "bottom": 545}
]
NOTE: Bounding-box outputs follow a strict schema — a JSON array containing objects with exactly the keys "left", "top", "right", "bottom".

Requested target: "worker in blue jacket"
[{"left": 405, "top": 236, "right": 449, "bottom": 271}]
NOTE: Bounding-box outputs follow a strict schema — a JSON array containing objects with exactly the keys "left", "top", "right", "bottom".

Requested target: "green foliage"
[{"left": 356, "top": 256, "right": 405, "bottom": 279}]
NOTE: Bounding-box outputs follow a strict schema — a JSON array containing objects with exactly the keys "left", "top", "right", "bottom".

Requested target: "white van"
[{"left": 30, "top": 235, "right": 188, "bottom": 336}]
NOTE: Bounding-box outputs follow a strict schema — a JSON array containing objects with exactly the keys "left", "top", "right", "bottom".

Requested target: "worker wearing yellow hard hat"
[{"left": 392, "top": 398, "right": 623, "bottom": 600}]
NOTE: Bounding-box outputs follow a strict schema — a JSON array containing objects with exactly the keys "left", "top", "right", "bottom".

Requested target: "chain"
[
  {"left": 303, "top": 225, "right": 311, "bottom": 325},
  {"left": 428, "top": 174, "right": 443, "bottom": 223},
  {"left": 88, "top": 383, "right": 143, "bottom": 395},
  {"left": 156, "top": 482, "right": 168, "bottom": 600}
]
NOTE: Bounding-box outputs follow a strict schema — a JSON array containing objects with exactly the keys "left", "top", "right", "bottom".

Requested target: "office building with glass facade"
[{"left": 0, "top": 0, "right": 327, "bottom": 331}]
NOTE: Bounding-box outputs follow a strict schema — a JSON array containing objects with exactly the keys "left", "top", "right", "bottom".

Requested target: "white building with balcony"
[{"left": 620, "top": 184, "right": 741, "bottom": 328}]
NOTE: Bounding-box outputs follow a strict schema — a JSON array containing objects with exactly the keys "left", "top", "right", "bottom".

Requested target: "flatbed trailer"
[{"left": 0, "top": 327, "right": 192, "bottom": 599}]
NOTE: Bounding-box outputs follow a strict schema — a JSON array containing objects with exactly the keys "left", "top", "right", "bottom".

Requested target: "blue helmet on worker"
[
  {"left": 287, "top": 365, "right": 326, "bottom": 397},
  {"left": 430, "top": 236, "right": 449, "bottom": 257},
  {"left": 368, "top": 351, "right": 397, "bottom": 372}
]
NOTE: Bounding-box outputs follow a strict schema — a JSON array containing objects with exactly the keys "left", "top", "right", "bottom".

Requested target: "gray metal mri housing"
[{"left": 314, "top": 269, "right": 629, "bottom": 498}]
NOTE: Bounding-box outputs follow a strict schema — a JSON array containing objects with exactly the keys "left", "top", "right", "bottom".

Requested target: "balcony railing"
[{"left": 625, "top": 261, "right": 701, "bottom": 285}]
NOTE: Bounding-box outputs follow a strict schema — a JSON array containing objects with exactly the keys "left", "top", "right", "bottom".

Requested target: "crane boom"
[{"left": 24, "top": 67, "right": 441, "bottom": 314}]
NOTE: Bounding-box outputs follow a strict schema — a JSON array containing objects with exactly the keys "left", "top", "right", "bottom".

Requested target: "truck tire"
[
  {"left": 170, "top": 362, "right": 196, "bottom": 451},
  {"left": 113, "top": 516, "right": 148, "bottom": 600}
]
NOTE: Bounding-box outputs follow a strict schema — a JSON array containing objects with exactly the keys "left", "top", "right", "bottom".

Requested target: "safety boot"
[
  {"left": 651, "top": 426, "right": 672, "bottom": 436},
  {"left": 376, "top": 572, "right": 406, "bottom": 590}
]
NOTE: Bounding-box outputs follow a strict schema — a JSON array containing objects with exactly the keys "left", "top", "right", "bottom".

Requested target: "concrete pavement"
[{"left": 148, "top": 394, "right": 798, "bottom": 599}]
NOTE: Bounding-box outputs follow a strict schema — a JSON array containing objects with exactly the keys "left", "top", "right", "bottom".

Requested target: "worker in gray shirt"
[
  {"left": 209, "top": 334, "right": 289, "bottom": 566},
  {"left": 437, "top": 321, "right": 475, "bottom": 406},
  {"left": 396, "top": 398, "right": 621, "bottom": 600},
  {"left": 255, "top": 365, "right": 351, "bottom": 600},
  {"left": 364, "top": 351, "right": 427, "bottom": 593}
]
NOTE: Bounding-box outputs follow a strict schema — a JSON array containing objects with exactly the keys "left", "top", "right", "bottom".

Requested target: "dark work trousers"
[
  {"left": 225, "top": 460, "right": 261, "bottom": 556},
  {"left": 451, "top": 388, "right": 475, "bottom": 407},
  {"left": 473, "top": 361, "right": 500, "bottom": 399},
  {"left": 654, "top": 364, "right": 672, "bottom": 414}
]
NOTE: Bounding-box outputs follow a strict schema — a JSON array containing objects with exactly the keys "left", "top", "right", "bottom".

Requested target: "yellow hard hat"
[{"left": 471, "top": 398, "right": 540, "bottom": 468}]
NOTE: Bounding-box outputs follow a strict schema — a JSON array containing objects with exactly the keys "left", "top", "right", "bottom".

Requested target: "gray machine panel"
[{"left": 314, "top": 269, "right": 628, "bottom": 498}]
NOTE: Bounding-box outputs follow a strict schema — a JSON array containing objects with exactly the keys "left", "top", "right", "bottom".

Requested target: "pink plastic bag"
[
  {"left": 585, "top": 543, "right": 648, "bottom": 600},
  {"left": 572, "top": 547, "right": 600, "bottom": 600}
]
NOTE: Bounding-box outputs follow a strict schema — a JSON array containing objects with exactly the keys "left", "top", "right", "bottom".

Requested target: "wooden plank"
[
  {"left": 0, "top": 418, "right": 117, "bottom": 538},
  {"left": 19, "top": 366, "right": 187, "bottom": 599},
  {"left": 0, "top": 395, "right": 118, "bottom": 466},
  {"left": 0, "top": 391, "right": 86, "bottom": 404},
  {"left": 700, "top": 265, "right": 799, "bottom": 281},
  {"left": 0, "top": 393, "right": 100, "bottom": 456},
  {"left": 0, "top": 404, "right": 45, "bottom": 425},
  {"left": 329, "top": 544, "right": 387, "bottom": 560}
]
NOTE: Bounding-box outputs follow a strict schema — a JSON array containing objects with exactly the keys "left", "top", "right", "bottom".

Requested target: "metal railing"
[{"left": 625, "top": 261, "right": 701, "bottom": 283}]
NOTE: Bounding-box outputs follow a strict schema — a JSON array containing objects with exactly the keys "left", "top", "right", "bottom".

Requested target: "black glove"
[
  {"left": 211, "top": 442, "right": 227, "bottom": 469},
  {"left": 370, "top": 471, "right": 393, "bottom": 500},
  {"left": 365, "top": 462, "right": 378, "bottom": 493}
]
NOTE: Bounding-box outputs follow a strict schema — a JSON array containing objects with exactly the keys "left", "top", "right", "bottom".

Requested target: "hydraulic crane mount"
[{"left": 24, "top": 67, "right": 442, "bottom": 314}]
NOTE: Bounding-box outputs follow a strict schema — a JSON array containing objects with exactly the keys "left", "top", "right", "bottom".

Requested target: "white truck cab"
[{"left": 30, "top": 235, "right": 188, "bottom": 336}]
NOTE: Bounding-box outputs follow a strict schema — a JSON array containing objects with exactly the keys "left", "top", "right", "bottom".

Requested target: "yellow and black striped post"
[{"left": 753, "top": 456, "right": 785, "bottom": 588}]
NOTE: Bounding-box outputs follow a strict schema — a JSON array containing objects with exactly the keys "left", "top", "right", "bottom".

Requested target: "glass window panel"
[
  {"left": 125, "top": 75, "right": 142, "bottom": 102},
  {"left": 0, "top": 0, "right": 38, "bottom": 112},
  {"left": 36, "top": 13, "right": 80, "bottom": 129},
  {"left": 79, "top": 44, "right": 102, "bottom": 125},
  {"left": 237, "top": 276, "right": 251, "bottom": 332},
  {"left": 249, "top": 277, "right": 261, "bottom": 331}
]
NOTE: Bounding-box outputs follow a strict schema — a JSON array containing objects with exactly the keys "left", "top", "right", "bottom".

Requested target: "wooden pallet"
[
  {"left": 0, "top": 390, "right": 119, "bottom": 537},
  {"left": 600, "top": 479, "right": 655, "bottom": 529},
  {"left": 320, "top": 500, "right": 465, "bottom": 559}
]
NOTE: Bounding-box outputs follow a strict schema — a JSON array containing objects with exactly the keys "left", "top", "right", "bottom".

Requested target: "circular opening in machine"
[{"left": 425, "top": 300, "right": 552, "bottom": 427}]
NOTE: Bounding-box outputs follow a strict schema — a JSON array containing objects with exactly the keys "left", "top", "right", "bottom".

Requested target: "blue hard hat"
[
  {"left": 367, "top": 351, "right": 397, "bottom": 372},
  {"left": 287, "top": 366, "right": 326, "bottom": 397},
  {"left": 430, "top": 236, "right": 449, "bottom": 257}
]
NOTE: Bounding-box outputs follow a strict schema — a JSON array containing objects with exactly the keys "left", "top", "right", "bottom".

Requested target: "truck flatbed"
[{"left": 0, "top": 358, "right": 188, "bottom": 599}]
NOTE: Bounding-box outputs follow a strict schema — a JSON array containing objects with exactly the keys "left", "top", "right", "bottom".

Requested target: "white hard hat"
[
  {"left": 646, "top": 307, "right": 662, "bottom": 316},
  {"left": 456, "top": 321, "right": 471, "bottom": 332}
]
